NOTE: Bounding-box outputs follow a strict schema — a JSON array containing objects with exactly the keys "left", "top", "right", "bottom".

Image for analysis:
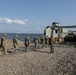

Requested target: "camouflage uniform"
[
  {"left": 50, "top": 42, "right": 54, "bottom": 53},
  {"left": 40, "top": 35, "right": 45, "bottom": 48},
  {"left": 1, "top": 34, "right": 8, "bottom": 54},
  {"left": 13, "top": 35, "right": 18, "bottom": 53},
  {"left": 25, "top": 35, "right": 30, "bottom": 51},
  {"left": 34, "top": 35, "right": 39, "bottom": 50},
  {"left": 45, "top": 36, "right": 49, "bottom": 47},
  {"left": 50, "top": 38, "right": 54, "bottom": 53}
]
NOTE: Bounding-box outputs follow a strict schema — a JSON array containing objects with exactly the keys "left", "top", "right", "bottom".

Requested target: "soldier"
[
  {"left": 45, "top": 36, "right": 49, "bottom": 47},
  {"left": 13, "top": 35, "right": 18, "bottom": 53},
  {"left": 34, "top": 35, "right": 39, "bottom": 50},
  {"left": 28, "top": 35, "right": 31, "bottom": 47},
  {"left": 24, "top": 35, "right": 30, "bottom": 52},
  {"left": 50, "top": 38, "right": 54, "bottom": 53},
  {"left": 40, "top": 35, "right": 45, "bottom": 48},
  {"left": 1, "top": 33, "right": 8, "bottom": 54}
]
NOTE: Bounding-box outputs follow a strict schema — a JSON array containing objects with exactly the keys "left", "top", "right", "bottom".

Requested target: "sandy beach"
[{"left": 0, "top": 39, "right": 76, "bottom": 75}]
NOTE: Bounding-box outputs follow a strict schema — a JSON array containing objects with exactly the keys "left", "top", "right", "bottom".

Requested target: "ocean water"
[{"left": 0, "top": 33, "right": 43, "bottom": 42}]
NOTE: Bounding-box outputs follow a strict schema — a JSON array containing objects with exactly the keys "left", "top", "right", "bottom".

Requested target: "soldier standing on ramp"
[
  {"left": 34, "top": 35, "right": 39, "bottom": 50},
  {"left": 24, "top": 35, "right": 30, "bottom": 52},
  {"left": 40, "top": 35, "right": 45, "bottom": 48},
  {"left": 13, "top": 35, "right": 18, "bottom": 53},
  {"left": 1, "top": 34, "right": 8, "bottom": 54}
]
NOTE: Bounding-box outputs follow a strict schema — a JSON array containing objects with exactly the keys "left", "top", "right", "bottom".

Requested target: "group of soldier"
[
  {"left": 0, "top": 33, "right": 52, "bottom": 55},
  {"left": 22, "top": 34, "right": 50, "bottom": 51}
]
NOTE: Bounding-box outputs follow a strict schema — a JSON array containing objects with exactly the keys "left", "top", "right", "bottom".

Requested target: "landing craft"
[{"left": 44, "top": 22, "right": 73, "bottom": 43}]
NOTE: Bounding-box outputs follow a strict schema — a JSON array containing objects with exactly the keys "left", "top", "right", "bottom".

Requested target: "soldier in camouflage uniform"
[
  {"left": 13, "top": 35, "right": 18, "bottom": 53},
  {"left": 24, "top": 35, "right": 30, "bottom": 52},
  {"left": 40, "top": 35, "right": 45, "bottom": 48},
  {"left": 45, "top": 36, "right": 49, "bottom": 47},
  {"left": 34, "top": 35, "right": 39, "bottom": 50},
  {"left": 50, "top": 38, "right": 54, "bottom": 53},
  {"left": 1, "top": 34, "right": 8, "bottom": 54}
]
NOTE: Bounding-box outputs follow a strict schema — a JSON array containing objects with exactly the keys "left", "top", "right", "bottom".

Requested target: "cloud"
[{"left": 0, "top": 18, "right": 28, "bottom": 25}]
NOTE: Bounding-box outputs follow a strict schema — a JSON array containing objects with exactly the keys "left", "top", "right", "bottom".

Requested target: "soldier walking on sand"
[
  {"left": 0, "top": 33, "right": 8, "bottom": 54},
  {"left": 13, "top": 35, "right": 18, "bottom": 53},
  {"left": 45, "top": 36, "right": 49, "bottom": 47},
  {"left": 34, "top": 35, "right": 39, "bottom": 50},
  {"left": 24, "top": 35, "right": 30, "bottom": 52},
  {"left": 40, "top": 35, "right": 45, "bottom": 48}
]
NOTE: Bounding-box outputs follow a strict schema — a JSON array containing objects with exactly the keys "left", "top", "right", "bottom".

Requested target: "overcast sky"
[{"left": 0, "top": 0, "right": 76, "bottom": 33}]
